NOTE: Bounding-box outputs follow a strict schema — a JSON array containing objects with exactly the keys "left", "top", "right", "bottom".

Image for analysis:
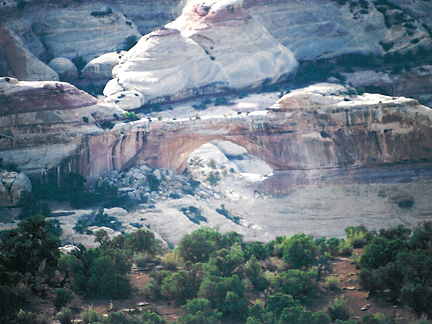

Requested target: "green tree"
[
  {"left": 244, "top": 256, "right": 269, "bottom": 291},
  {"left": 282, "top": 234, "right": 317, "bottom": 269},
  {"left": 161, "top": 266, "right": 202, "bottom": 305},
  {"left": 0, "top": 214, "right": 61, "bottom": 275},
  {"left": 178, "top": 298, "right": 220, "bottom": 324},
  {"left": 271, "top": 269, "right": 318, "bottom": 303},
  {"left": 207, "top": 245, "right": 245, "bottom": 277},
  {"left": 178, "top": 227, "right": 222, "bottom": 263},
  {"left": 53, "top": 288, "right": 74, "bottom": 309}
]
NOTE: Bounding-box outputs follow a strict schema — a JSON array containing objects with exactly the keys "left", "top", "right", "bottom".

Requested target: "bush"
[
  {"left": 56, "top": 307, "right": 73, "bottom": 324},
  {"left": 123, "top": 35, "right": 138, "bottom": 51},
  {"left": 71, "top": 56, "right": 87, "bottom": 76},
  {"left": 148, "top": 173, "right": 161, "bottom": 191},
  {"left": 325, "top": 275, "right": 341, "bottom": 290},
  {"left": 327, "top": 297, "right": 350, "bottom": 322},
  {"left": 180, "top": 206, "right": 207, "bottom": 224},
  {"left": 207, "top": 172, "right": 220, "bottom": 185},
  {"left": 90, "top": 7, "right": 113, "bottom": 17},
  {"left": 80, "top": 306, "right": 103, "bottom": 324},
  {"left": 53, "top": 288, "right": 74, "bottom": 309}
]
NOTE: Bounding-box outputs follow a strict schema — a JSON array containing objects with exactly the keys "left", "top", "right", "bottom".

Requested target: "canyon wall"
[{"left": 2, "top": 80, "right": 432, "bottom": 200}]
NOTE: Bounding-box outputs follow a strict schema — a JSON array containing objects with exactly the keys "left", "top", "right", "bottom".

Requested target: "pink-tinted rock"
[{"left": 0, "top": 78, "right": 97, "bottom": 116}]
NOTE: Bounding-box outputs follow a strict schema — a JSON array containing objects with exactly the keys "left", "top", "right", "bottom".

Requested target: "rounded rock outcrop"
[
  {"left": 81, "top": 51, "right": 126, "bottom": 79},
  {"left": 104, "top": 28, "right": 230, "bottom": 101},
  {"left": 48, "top": 57, "right": 78, "bottom": 80},
  {"left": 104, "top": 0, "right": 297, "bottom": 104}
]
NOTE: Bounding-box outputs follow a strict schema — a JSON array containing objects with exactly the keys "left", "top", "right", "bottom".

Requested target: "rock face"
[
  {"left": 104, "top": 0, "right": 298, "bottom": 103},
  {"left": 0, "top": 171, "right": 32, "bottom": 206},
  {"left": 0, "top": 78, "right": 124, "bottom": 188},
  {"left": 0, "top": 25, "right": 59, "bottom": 81},
  {"left": 167, "top": 0, "right": 298, "bottom": 88},
  {"left": 245, "top": 0, "right": 432, "bottom": 60},
  {"left": 4, "top": 79, "right": 432, "bottom": 198},
  {"left": 343, "top": 67, "right": 432, "bottom": 108},
  {"left": 30, "top": 5, "right": 141, "bottom": 62},
  {"left": 0, "top": 77, "right": 97, "bottom": 116}
]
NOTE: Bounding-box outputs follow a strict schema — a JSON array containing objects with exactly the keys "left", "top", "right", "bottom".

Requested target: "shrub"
[
  {"left": 207, "top": 171, "right": 220, "bottom": 185},
  {"left": 148, "top": 173, "right": 161, "bottom": 191},
  {"left": 73, "top": 209, "right": 122, "bottom": 234},
  {"left": 124, "top": 111, "right": 140, "bottom": 122},
  {"left": 325, "top": 275, "right": 341, "bottom": 290},
  {"left": 90, "top": 7, "right": 113, "bottom": 17},
  {"left": 327, "top": 297, "right": 350, "bottom": 322},
  {"left": 56, "top": 307, "right": 73, "bottom": 324},
  {"left": 180, "top": 206, "right": 207, "bottom": 224},
  {"left": 17, "top": 0, "right": 26, "bottom": 10},
  {"left": 345, "top": 225, "right": 371, "bottom": 248},
  {"left": 53, "top": 288, "right": 74, "bottom": 309},
  {"left": 123, "top": 35, "right": 138, "bottom": 51},
  {"left": 71, "top": 56, "right": 87, "bottom": 76},
  {"left": 80, "top": 306, "right": 103, "bottom": 324}
]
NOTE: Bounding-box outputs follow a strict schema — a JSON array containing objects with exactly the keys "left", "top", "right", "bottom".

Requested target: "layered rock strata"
[{"left": 3, "top": 81, "right": 432, "bottom": 198}]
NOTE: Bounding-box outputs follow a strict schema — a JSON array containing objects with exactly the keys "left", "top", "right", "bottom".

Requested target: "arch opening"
[{"left": 185, "top": 140, "right": 273, "bottom": 184}]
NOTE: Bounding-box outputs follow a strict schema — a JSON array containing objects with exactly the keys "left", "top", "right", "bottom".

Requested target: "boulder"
[
  {"left": 0, "top": 25, "right": 59, "bottom": 81},
  {"left": 81, "top": 51, "right": 126, "bottom": 79},
  {"left": 0, "top": 171, "right": 32, "bottom": 206},
  {"left": 48, "top": 57, "right": 78, "bottom": 80},
  {"left": 0, "top": 78, "right": 97, "bottom": 116}
]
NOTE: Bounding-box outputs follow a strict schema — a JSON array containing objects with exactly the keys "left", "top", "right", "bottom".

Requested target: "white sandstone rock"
[
  {"left": 31, "top": 6, "right": 141, "bottom": 62},
  {"left": 105, "top": 0, "right": 297, "bottom": 103},
  {"left": 270, "top": 83, "right": 348, "bottom": 110},
  {"left": 82, "top": 51, "right": 126, "bottom": 79},
  {"left": 105, "top": 90, "right": 145, "bottom": 110},
  {"left": 104, "top": 28, "right": 229, "bottom": 100},
  {"left": 48, "top": 57, "right": 78, "bottom": 79},
  {"left": 168, "top": 0, "right": 298, "bottom": 89}
]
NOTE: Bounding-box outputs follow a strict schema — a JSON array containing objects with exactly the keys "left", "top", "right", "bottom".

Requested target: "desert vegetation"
[{"left": 2, "top": 204, "right": 432, "bottom": 324}]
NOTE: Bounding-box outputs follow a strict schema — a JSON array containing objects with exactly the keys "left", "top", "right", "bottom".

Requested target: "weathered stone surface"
[
  {"left": 104, "top": 28, "right": 230, "bottom": 101},
  {"left": 81, "top": 51, "right": 125, "bottom": 79},
  {"left": 343, "top": 67, "right": 432, "bottom": 108},
  {"left": 0, "top": 25, "right": 59, "bottom": 81},
  {"left": 105, "top": 0, "right": 297, "bottom": 103},
  {"left": 48, "top": 57, "right": 78, "bottom": 80},
  {"left": 245, "top": 0, "right": 432, "bottom": 60},
  {"left": 0, "top": 77, "right": 97, "bottom": 116},
  {"left": 30, "top": 5, "right": 141, "bottom": 62},
  {"left": 105, "top": 90, "right": 145, "bottom": 110},
  {"left": 3, "top": 81, "right": 432, "bottom": 197},
  {"left": 0, "top": 171, "right": 32, "bottom": 206},
  {"left": 5, "top": 18, "right": 48, "bottom": 61},
  {"left": 168, "top": 0, "right": 298, "bottom": 89}
]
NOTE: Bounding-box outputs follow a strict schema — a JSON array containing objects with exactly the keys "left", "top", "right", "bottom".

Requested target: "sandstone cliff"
[{"left": 2, "top": 80, "right": 432, "bottom": 199}]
